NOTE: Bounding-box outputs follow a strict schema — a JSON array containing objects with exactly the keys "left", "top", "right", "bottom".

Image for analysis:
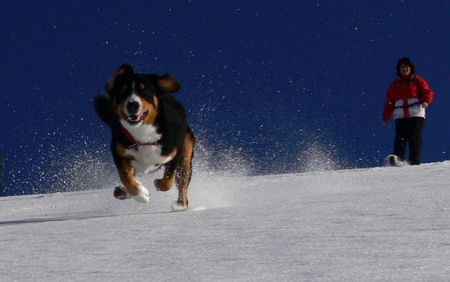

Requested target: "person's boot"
[{"left": 388, "top": 155, "right": 402, "bottom": 167}]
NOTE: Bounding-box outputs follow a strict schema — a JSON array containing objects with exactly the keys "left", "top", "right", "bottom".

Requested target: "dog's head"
[{"left": 105, "top": 64, "right": 180, "bottom": 126}]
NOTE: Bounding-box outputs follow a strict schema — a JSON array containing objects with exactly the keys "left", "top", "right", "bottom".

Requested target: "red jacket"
[{"left": 383, "top": 75, "right": 434, "bottom": 121}]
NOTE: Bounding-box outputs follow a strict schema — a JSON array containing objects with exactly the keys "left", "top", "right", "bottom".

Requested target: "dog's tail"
[{"left": 94, "top": 95, "right": 115, "bottom": 127}]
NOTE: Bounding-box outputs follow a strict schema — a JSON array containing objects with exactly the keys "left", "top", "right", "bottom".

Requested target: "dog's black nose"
[{"left": 126, "top": 101, "right": 140, "bottom": 115}]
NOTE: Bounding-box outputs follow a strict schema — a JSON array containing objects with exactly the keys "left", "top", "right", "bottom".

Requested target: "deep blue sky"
[{"left": 1, "top": 1, "right": 448, "bottom": 195}]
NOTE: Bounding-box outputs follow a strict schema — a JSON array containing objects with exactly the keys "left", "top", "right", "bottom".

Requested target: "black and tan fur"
[{"left": 95, "top": 64, "right": 194, "bottom": 207}]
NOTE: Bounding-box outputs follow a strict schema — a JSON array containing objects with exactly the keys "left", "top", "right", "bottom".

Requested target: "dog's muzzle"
[{"left": 126, "top": 101, "right": 140, "bottom": 116}]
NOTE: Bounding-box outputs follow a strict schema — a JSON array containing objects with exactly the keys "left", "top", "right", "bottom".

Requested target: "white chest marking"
[
  {"left": 120, "top": 120, "right": 160, "bottom": 144},
  {"left": 120, "top": 121, "right": 173, "bottom": 173},
  {"left": 125, "top": 145, "right": 173, "bottom": 173}
]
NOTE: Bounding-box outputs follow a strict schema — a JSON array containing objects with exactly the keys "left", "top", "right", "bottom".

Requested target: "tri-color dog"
[{"left": 95, "top": 64, "right": 194, "bottom": 207}]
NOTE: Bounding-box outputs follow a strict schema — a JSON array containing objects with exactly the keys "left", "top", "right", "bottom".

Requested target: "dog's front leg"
[
  {"left": 116, "top": 159, "right": 150, "bottom": 203},
  {"left": 154, "top": 162, "right": 176, "bottom": 191}
]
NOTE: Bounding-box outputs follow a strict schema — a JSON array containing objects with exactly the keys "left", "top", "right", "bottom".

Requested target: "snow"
[{"left": 0, "top": 161, "right": 449, "bottom": 281}]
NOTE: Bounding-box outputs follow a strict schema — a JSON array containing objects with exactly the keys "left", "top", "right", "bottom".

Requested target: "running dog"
[{"left": 94, "top": 64, "right": 194, "bottom": 207}]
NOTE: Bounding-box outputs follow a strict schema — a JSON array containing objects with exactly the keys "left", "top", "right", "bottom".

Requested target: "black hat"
[{"left": 396, "top": 57, "right": 415, "bottom": 77}]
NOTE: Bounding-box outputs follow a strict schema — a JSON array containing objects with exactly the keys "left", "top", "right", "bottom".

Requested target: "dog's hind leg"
[
  {"left": 175, "top": 131, "right": 195, "bottom": 208},
  {"left": 114, "top": 186, "right": 131, "bottom": 200}
]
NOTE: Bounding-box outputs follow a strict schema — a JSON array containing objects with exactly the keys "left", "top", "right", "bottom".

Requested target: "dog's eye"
[
  {"left": 139, "top": 83, "right": 145, "bottom": 90},
  {"left": 122, "top": 84, "right": 128, "bottom": 90}
]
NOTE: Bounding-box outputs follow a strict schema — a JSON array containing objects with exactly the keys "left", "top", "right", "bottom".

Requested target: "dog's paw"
[
  {"left": 154, "top": 178, "right": 173, "bottom": 191},
  {"left": 114, "top": 186, "right": 131, "bottom": 200},
  {"left": 176, "top": 198, "right": 189, "bottom": 209},
  {"left": 171, "top": 203, "right": 189, "bottom": 212},
  {"left": 133, "top": 185, "right": 150, "bottom": 203}
]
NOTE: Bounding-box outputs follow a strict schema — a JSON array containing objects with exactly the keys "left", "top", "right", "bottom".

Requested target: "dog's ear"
[
  {"left": 105, "top": 64, "right": 134, "bottom": 93},
  {"left": 94, "top": 95, "right": 115, "bottom": 127},
  {"left": 156, "top": 74, "right": 180, "bottom": 93}
]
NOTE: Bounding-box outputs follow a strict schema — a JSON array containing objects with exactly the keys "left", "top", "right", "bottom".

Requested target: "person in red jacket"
[{"left": 383, "top": 57, "right": 434, "bottom": 166}]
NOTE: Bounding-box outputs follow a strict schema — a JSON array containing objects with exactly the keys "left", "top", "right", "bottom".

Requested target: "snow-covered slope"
[{"left": 0, "top": 162, "right": 449, "bottom": 281}]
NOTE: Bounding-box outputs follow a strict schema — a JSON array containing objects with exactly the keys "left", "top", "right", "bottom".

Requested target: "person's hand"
[
  {"left": 422, "top": 102, "right": 429, "bottom": 109},
  {"left": 383, "top": 119, "right": 389, "bottom": 125}
]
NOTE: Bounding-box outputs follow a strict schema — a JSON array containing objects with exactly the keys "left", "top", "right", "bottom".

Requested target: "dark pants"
[{"left": 393, "top": 117, "right": 425, "bottom": 165}]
